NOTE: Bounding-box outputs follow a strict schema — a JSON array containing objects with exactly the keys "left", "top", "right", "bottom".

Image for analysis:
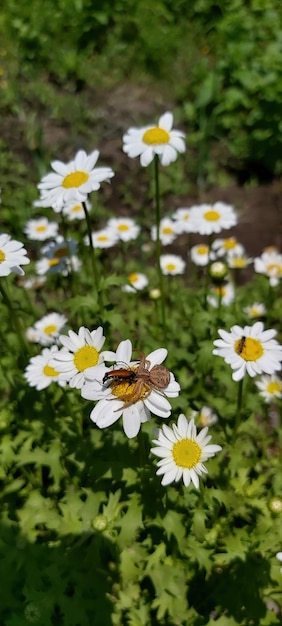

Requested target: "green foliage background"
[{"left": 1, "top": 0, "right": 282, "bottom": 181}]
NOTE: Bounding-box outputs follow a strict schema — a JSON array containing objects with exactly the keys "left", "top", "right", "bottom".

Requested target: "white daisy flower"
[
  {"left": 255, "top": 374, "right": 282, "bottom": 403},
  {"left": 107, "top": 217, "right": 140, "bottom": 242},
  {"left": 85, "top": 228, "right": 118, "bottom": 249},
  {"left": 151, "top": 414, "right": 222, "bottom": 487},
  {"left": 243, "top": 303, "right": 266, "bottom": 318},
  {"left": 37, "top": 149, "right": 114, "bottom": 210},
  {"left": 211, "top": 237, "right": 244, "bottom": 258},
  {"left": 151, "top": 217, "right": 179, "bottom": 246},
  {"left": 172, "top": 207, "right": 196, "bottom": 234},
  {"left": 213, "top": 321, "right": 282, "bottom": 382},
  {"left": 160, "top": 254, "right": 186, "bottom": 275},
  {"left": 24, "top": 345, "right": 66, "bottom": 390},
  {"left": 190, "top": 243, "right": 210, "bottom": 266},
  {"left": 36, "top": 237, "right": 79, "bottom": 276},
  {"left": 254, "top": 250, "right": 282, "bottom": 286},
  {"left": 0, "top": 233, "right": 30, "bottom": 276},
  {"left": 49, "top": 326, "right": 113, "bottom": 389},
  {"left": 42, "top": 237, "right": 77, "bottom": 259},
  {"left": 35, "top": 256, "right": 69, "bottom": 276},
  {"left": 190, "top": 202, "right": 238, "bottom": 235},
  {"left": 26, "top": 327, "right": 41, "bottom": 343},
  {"left": 26, "top": 312, "right": 67, "bottom": 346},
  {"left": 227, "top": 250, "right": 253, "bottom": 269},
  {"left": 24, "top": 218, "right": 59, "bottom": 241},
  {"left": 81, "top": 339, "right": 180, "bottom": 439},
  {"left": 198, "top": 406, "right": 218, "bottom": 427},
  {"left": 37, "top": 255, "right": 81, "bottom": 276},
  {"left": 122, "top": 272, "right": 149, "bottom": 293},
  {"left": 62, "top": 199, "right": 91, "bottom": 221},
  {"left": 122, "top": 112, "right": 186, "bottom": 167},
  {"left": 207, "top": 282, "right": 235, "bottom": 308}
]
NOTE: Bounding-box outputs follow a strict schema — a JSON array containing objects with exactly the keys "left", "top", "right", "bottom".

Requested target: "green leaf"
[
  {"left": 117, "top": 493, "right": 143, "bottom": 548},
  {"left": 161, "top": 509, "right": 186, "bottom": 548},
  {"left": 214, "top": 529, "right": 250, "bottom": 564}
]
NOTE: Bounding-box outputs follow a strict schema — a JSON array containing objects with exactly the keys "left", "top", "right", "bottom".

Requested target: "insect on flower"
[
  {"left": 135, "top": 351, "right": 171, "bottom": 389},
  {"left": 103, "top": 368, "right": 138, "bottom": 386},
  {"left": 237, "top": 336, "right": 246, "bottom": 355},
  {"left": 103, "top": 352, "right": 171, "bottom": 409},
  {"left": 81, "top": 339, "right": 180, "bottom": 438}
]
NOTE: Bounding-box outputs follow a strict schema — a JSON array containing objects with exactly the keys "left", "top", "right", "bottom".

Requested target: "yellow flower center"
[
  {"left": 204, "top": 210, "right": 220, "bottom": 222},
  {"left": 224, "top": 238, "right": 237, "bottom": 250},
  {"left": 111, "top": 371, "right": 147, "bottom": 403},
  {"left": 48, "top": 258, "right": 60, "bottom": 267},
  {"left": 128, "top": 272, "right": 138, "bottom": 283},
  {"left": 162, "top": 227, "right": 173, "bottom": 235},
  {"left": 118, "top": 224, "right": 129, "bottom": 231},
  {"left": 142, "top": 127, "right": 170, "bottom": 145},
  {"left": 199, "top": 413, "right": 209, "bottom": 427},
  {"left": 97, "top": 235, "right": 109, "bottom": 242},
  {"left": 43, "top": 364, "right": 59, "bottom": 378},
  {"left": 231, "top": 257, "right": 247, "bottom": 268},
  {"left": 73, "top": 345, "right": 99, "bottom": 372},
  {"left": 44, "top": 324, "right": 58, "bottom": 335},
  {"left": 62, "top": 171, "right": 89, "bottom": 189},
  {"left": 172, "top": 439, "right": 201, "bottom": 468},
  {"left": 0, "top": 249, "right": 6, "bottom": 263},
  {"left": 267, "top": 262, "right": 282, "bottom": 276},
  {"left": 267, "top": 381, "right": 282, "bottom": 394},
  {"left": 215, "top": 286, "right": 226, "bottom": 296},
  {"left": 36, "top": 225, "right": 47, "bottom": 232},
  {"left": 197, "top": 245, "right": 209, "bottom": 255},
  {"left": 72, "top": 204, "right": 82, "bottom": 213},
  {"left": 166, "top": 263, "right": 176, "bottom": 272},
  {"left": 234, "top": 336, "right": 264, "bottom": 361}
]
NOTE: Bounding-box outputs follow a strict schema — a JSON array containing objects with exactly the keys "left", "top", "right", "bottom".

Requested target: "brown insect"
[
  {"left": 104, "top": 352, "right": 171, "bottom": 409},
  {"left": 103, "top": 368, "right": 137, "bottom": 386},
  {"left": 135, "top": 351, "right": 171, "bottom": 389},
  {"left": 237, "top": 335, "right": 246, "bottom": 355}
]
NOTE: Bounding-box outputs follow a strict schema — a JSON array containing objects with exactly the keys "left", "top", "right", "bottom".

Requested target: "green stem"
[
  {"left": 0, "top": 280, "right": 29, "bottom": 353},
  {"left": 216, "top": 288, "right": 223, "bottom": 324},
  {"left": 82, "top": 200, "right": 103, "bottom": 314},
  {"left": 232, "top": 378, "right": 244, "bottom": 443},
  {"left": 153, "top": 155, "right": 167, "bottom": 337},
  {"left": 137, "top": 429, "right": 147, "bottom": 468},
  {"left": 59, "top": 210, "right": 69, "bottom": 241},
  {"left": 203, "top": 234, "right": 213, "bottom": 309}
]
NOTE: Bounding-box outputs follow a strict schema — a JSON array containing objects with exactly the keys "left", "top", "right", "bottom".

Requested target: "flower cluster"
[
  {"left": 24, "top": 320, "right": 222, "bottom": 486},
  {"left": 5, "top": 107, "right": 280, "bottom": 498}
]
